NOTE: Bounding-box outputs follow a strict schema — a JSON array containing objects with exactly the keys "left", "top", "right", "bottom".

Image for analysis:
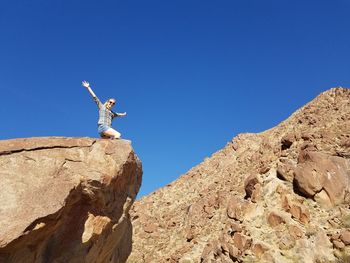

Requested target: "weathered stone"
[
  {"left": 279, "top": 234, "right": 296, "bottom": 250},
  {"left": 340, "top": 230, "right": 350, "bottom": 245},
  {"left": 276, "top": 160, "right": 295, "bottom": 182},
  {"left": 128, "top": 88, "right": 350, "bottom": 263},
  {"left": 244, "top": 174, "right": 259, "bottom": 199},
  {"left": 314, "top": 189, "right": 333, "bottom": 209},
  {"left": 281, "top": 133, "right": 295, "bottom": 150},
  {"left": 228, "top": 221, "right": 243, "bottom": 234},
  {"left": 294, "top": 151, "right": 350, "bottom": 207},
  {"left": 251, "top": 183, "right": 262, "bottom": 203},
  {"left": 267, "top": 212, "right": 285, "bottom": 227},
  {"left": 203, "top": 205, "right": 215, "bottom": 219},
  {"left": 0, "top": 137, "right": 142, "bottom": 263},
  {"left": 227, "top": 196, "right": 246, "bottom": 221},
  {"left": 233, "top": 232, "right": 251, "bottom": 252},
  {"left": 251, "top": 243, "right": 269, "bottom": 258},
  {"left": 314, "top": 230, "right": 335, "bottom": 262},
  {"left": 228, "top": 244, "right": 239, "bottom": 258},
  {"left": 282, "top": 195, "right": 310, "bottom": 224},
  {"left": 144, "top": 222, "right": 158, "bottom": 233},
  {"left": 259, "top": 165, "right": 270, "bottom": 174},
  {"left": 331, "top": 233, "right": 341, "bottom": 241},
  {"left": 288, "top": 225, "right": 303, "bottom": 239},
  {"left": 333, "top": 240, "right": 345, "bottom": 249}
]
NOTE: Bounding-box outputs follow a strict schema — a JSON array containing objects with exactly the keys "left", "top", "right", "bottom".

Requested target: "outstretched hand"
[
  {"left": 82, "top": 80, "right": 90, "bottom": 88},
  {"left": 120, "top": 112, "right": 127, "bottom": 117}
]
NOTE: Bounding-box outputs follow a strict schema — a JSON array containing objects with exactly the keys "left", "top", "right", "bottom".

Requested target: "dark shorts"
[{"left": 98, "top": 124, "right": 110, "bottom": 136}]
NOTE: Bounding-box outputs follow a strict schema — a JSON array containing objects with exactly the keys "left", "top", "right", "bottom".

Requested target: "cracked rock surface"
[{"left": 0, "top": 137, "right": 142, "bottom": 263}]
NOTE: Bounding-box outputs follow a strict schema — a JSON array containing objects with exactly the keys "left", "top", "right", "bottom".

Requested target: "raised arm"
[
  {"left": 112, "top": 112, "right": 127, "bottom": 118},
  {"left": 82, "top": 80, "right": 102, "bottom": 108}
]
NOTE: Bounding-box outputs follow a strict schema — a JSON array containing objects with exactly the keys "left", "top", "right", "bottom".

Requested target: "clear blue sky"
[{"left": 1, "top": 0, "right": 349, "bottom": 197}]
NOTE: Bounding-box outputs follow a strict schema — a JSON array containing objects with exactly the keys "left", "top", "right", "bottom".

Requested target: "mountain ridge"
[{"left": 128, "top": 87, "right": 350, "bottom": 263}]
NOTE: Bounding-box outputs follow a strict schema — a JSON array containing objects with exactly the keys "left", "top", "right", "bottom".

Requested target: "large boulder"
[
  {"left": 0, "top": 137, "right": 142, "bottom": 263},
  {"left": 293, "top": 150, "right": 350, "bottom": 207}
]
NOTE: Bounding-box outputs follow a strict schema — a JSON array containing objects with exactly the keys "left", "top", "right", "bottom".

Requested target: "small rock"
[
  {"left": 233, "top": 232, "right": 251, "bottom": 252},
  {"left": 251, "top": 243, "right": 269, "bottom": 258},
  {"left": 331, "top": 233, "right": 341, "bottom": 241},
  {"left": 289, "top": 225, "right": 303, "bottom": 239},
  {"left": 229, "top": 245, "right": 239, "bottom": 258},
  {"left": 244, "top": 174, "right": 259, "bottom": 199},
  {"left": 259, "top": 165, "right": 270, "bottom": 174},
  {"left": 279, "top": 235, "right": 296, "bottom": 250},
  {"left": 144, "top": 222, "right": 158, "bottom": 233},
  {"left": 281, "top": 134, "right": 295, "bottom": 150},
  {"left": 250, "top": 183, "right": 262, "bottom": 203},
  {"left": 227, "top": 197, "right": 245, "bottom": 221},
  {"left": 267, "top": 212, "right": 285, "bottom": 227},
  {"left": 276, "top": 163, "right": 294, "bottom": 182},
  {"left": 229, "top": 222, "right": 243, "bottom": 233},
  {"left": 333, "top": 240, "right": 345, "bottom": 249}
]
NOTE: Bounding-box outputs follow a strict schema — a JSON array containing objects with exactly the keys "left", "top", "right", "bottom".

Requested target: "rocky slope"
[
  {"left": 0, "top": 137, "right": 142, "bottom": 263},
  {"left": 128, "top": 87, "right": 350, "bottom": 263}
]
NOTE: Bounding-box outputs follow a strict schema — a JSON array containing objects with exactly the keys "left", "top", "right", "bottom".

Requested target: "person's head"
[{"left": 104, "top": 98, "right": 116, "bottom": 109}]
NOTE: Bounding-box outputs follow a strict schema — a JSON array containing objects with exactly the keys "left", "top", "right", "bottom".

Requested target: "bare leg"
[{"left": 102, "top": 128, "right": 121, "bottom": 139}]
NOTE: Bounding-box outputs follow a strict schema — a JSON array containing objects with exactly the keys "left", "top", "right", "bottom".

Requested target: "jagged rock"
[
  {"left": 227, "top": 196, "right": 246, "bottom": 221},
  {"left": 267, "top": 212, "right": 285, "bottom": 227},
  {"left": 128, "top": 87, "right": 350, "bottom": 263},
  {"left": 282, "top": 195, "right": 310, "bottom": 224},
  {"left": 244, "top": 174, "right": 260, "bottom": 200},
  {"left": 281, "top": 133, "right": 295, "bottom": 150},
  {"left": 251, "top": 243, "right": 269, "bottom": 258},
  {"left": 276, "top": 159, "right": 295, "bottom": 182},
  {"left": 233, "top": 232, "right": 251, "bottom": 252},
  {"left": 333, "top": 240, "right": 345, "bottom": 249},
  {"left": 288, "top": 225, "right": 303, "bottom": 239},
  {"left": 293, "top": 150, "right": 350, "bottom": 207},
  {"left": 0, "top": 137, "right": 142, "bottom": 263},
  {"left": 340, "top": 229, "right": 350, "bottom": 245},
  {"left": 250, "top": 183, "right": 262, "bottom": 203},
  {"left": 279, "top": 234, "right": 296, "bottom": 250},
  {"left": 314, "top": 189, "right": 333, "bottom": 208},
  {"left": 229, "top": 222, "right": 243, "bottom": 233}
]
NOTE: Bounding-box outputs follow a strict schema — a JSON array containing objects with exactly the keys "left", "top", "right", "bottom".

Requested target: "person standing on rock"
[{"left": 82, "top": 80, "right": 127, "bottom": 139}]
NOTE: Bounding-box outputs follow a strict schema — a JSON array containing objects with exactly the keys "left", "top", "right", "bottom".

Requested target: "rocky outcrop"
[
  {"left": 128, "top": 87, "right": 350, "bottom": 263},
  {"left": 293, "top": 150, "right": 350, "bottom": 207},
  {"left": 0, "top": 137, "right": 142, "bottom": 263}
]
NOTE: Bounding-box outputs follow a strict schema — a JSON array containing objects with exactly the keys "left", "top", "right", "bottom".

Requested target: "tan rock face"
[
  {"left": 293, "top": 150, "right": 350, "bottom": 206},
  {"left": 267, "top": 212, "right": 286, "bottom": 227},
  {"left": 341, "top": 230, "right": 350, "bottom": 245},
  {"left": 276, "top": 159, "right": 295, "bottom": 182},
  {"left": 128, "top": 87, "right": 350, "bottom": 263},
  {"left": 0, "top": 137, "right": 142, "bottom": 263},
  {"left": 282, "top": 194, "right": 310, "bottom": 224}
]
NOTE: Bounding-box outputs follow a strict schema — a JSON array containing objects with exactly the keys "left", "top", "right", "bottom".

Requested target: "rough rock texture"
[
  {"left": 0, "top": 137, "right": 142, "bottom": 263},
  {"left": 128, "top": 87, "right": 350, "bottom": 263}
]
